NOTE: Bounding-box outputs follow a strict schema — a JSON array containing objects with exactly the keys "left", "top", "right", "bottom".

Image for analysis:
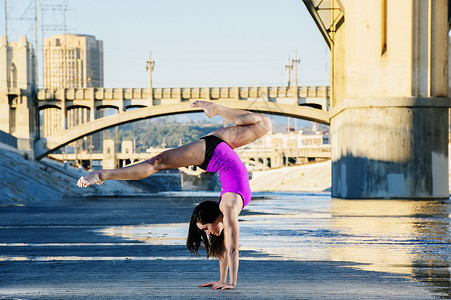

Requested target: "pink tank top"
[{"left": 205, "top": 142, "right": 251, "bottom": 209}]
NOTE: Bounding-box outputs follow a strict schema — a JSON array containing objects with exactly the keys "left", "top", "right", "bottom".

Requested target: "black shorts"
[{"left": 197, "top": 135, "right": 224, "bottom": 171}]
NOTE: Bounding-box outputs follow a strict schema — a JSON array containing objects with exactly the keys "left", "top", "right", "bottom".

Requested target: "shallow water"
[{"left": 99, "top": 192, "right": 451, "bottom": 298}]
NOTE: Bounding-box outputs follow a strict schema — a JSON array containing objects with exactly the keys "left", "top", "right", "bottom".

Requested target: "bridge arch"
[
  {"left": 34, "top": 100, "right": 330, "bottom": 159},
  {"left": 67, "top": 104, "right": 91, "bottom": 110},
  {"left": 96, "top": 104, "right": 120, "bottom": 111},
  {"left": 125, "top": 105, "right": 147, "bottom": 110},
  {"left": 38, "top": 104, "right": 61, "bottom": 111},
  {"left": 38, "top": 101, "right": 63, "bottom": 110}
]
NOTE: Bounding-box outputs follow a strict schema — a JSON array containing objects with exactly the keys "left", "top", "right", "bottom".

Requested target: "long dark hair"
[{"left": 186, "top": 201, "right": 224, "bottom": 259}]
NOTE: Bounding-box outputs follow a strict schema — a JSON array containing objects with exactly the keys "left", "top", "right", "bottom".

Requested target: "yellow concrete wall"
[
  {"left": 330, "top": 0, "right": 449, "bottom": 199},
  {"left": 337, "top": 0, "right": 448, "bottom": 100}
]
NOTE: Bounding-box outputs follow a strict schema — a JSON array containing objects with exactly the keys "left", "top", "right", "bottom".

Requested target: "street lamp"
[
  {"left": 146, "top": 53, "right": 155, "bottom": 100},
  {"left": 285, "top": 57, "right": 293, "bottom": 87},
  {"left": 291, "top": 52, "right": 300, "bottom": 87}
]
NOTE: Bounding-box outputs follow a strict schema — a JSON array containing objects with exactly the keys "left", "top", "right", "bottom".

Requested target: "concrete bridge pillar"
[
  {"left": 0, "top": 36, "right": 37, "bottom": 152},
  {"left": 103, "top": 139, "right": 117, "bottom": 169},
  {"left": 88, "top": 88, "right": 95, "bottom": 122},
  {"left": 61, "top": 91, "right": 67, "bottom": 131},
  {"left": 330, "top": 0, "right": 449, "bottom": 199},
  {"left": 271, "top": 138, "right": 283, "bottom": 168}
]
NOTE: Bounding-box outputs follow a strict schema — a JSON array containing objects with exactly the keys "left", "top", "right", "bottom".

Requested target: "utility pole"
[
  {"left": 146, "top": 53, "right": 155, "bottom": 102},
  {"left": 34, "top": 0, "right": 38, "bottom": 87},
  {"left": 285, "top": 57, "right": 293, "bottom": 87},
  {"left": 291, "top": 52, "right": 300, "bottom": 87},
  {"left": 4, "top": 0, "right": 7, "bottom": 41}
]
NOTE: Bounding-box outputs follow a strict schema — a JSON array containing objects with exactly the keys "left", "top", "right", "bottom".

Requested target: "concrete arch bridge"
[{"left": 35, "top": 85, "right": 330, "bottom": 159}]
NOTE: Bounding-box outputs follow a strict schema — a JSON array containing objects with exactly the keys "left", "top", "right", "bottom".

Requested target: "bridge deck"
[{"left": 35, "top": 86, "right": 331, "bottom": 159}]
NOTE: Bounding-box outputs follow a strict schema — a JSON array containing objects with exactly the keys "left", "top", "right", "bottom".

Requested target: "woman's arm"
[
  {"left": 198, "top": 247, "right": 228, "bottom": 288},
  {"left": 199, "top": 193, "right": 241, "bottom": 290},
  {"left": 214, "top": 193, "right": 242, "bottom": 289},
  {"left": 221, "top": 208, "right": 240, "bottom": 288},
  {"left": 218, "top": 247, "right": 229, "bottom": 283}
]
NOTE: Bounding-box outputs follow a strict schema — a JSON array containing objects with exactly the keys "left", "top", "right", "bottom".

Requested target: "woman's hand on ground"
[
  {"left": 199, "top": 281, "right": 222, "bottom": 288},
  {"left": 77, "top": 171, "right": 104, "bottom": 187},
  {"left": 199, "top": 281, "right": 236, "bottom": 290}
]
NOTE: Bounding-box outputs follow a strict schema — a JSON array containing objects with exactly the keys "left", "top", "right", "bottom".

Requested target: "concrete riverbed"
[{"left": 0, "top": 192, "right": 450, "bottom": 299}]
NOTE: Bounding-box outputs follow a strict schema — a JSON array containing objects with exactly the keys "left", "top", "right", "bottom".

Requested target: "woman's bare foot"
[
  {"left": 77, "top": 171, "right": 105, "bottom": 188},
  {"left": 190, "top": 101, "right": 218, "bottom": 118}
]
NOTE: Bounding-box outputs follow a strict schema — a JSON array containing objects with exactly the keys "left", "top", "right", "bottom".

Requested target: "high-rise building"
[
  {"left": 43, "top": 34, "right": 103, "bottom": 89},
  {"left": 42, "top": 34, "right": 104, "bottom": 163}
]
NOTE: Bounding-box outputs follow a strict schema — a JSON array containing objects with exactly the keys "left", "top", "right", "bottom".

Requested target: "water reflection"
[
  {"left": 330, "top": 199, "right": 451, "bottom": 298},
  {"left": 98, "top": 193, "right": 451, "bottom": 298},
  {"left": 99, "top": 223, "right": 188, "bottom": 246}
]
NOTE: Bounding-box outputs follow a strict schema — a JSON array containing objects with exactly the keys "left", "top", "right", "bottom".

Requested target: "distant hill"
[{"left": 104, "top": 118, "right": 224, "bottom": 152}]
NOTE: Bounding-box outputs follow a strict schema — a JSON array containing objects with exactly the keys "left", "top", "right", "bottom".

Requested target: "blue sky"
[
  {"left": 4, "top": 0, "right": 330, "bottom": 89},
  {"left": 4, "top": 0, "right": 330, "bottom": 125}
]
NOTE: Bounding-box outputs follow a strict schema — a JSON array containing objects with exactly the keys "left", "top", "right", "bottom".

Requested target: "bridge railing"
[
  {"left": 34, "top": 86, "right": 331, "bottom": 159},
  {"left": 36, "top": 86, "right": 331, "bottom": 116},
  {"left": 37, "top": 86, "right": 330, "bottom": 102}
]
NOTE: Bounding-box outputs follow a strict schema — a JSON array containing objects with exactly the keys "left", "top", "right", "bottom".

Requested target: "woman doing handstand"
[{"left": 77, "top": 101, "right": 272, "bottom": 290}]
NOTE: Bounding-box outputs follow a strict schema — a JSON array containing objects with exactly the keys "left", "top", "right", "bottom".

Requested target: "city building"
[
  {"left": 42, "top": 34, "right": 104, "bottom": 163},
  {"left": 0, "top": 35, "right": 37, "bottom": 150},
  {"left": 43, "top": 34, "right": 103, "bottom": 89}
]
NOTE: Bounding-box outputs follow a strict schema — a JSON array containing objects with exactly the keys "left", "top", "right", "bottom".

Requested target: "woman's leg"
[
  {"left": 78, "top": 101, "right": 271, "bottom": 187},
  {"left": 77, "top": 139, "right": 205, "bottom": 187},
  {"left": 191, "top": 101, "right": 272, "bottom": 149}
]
